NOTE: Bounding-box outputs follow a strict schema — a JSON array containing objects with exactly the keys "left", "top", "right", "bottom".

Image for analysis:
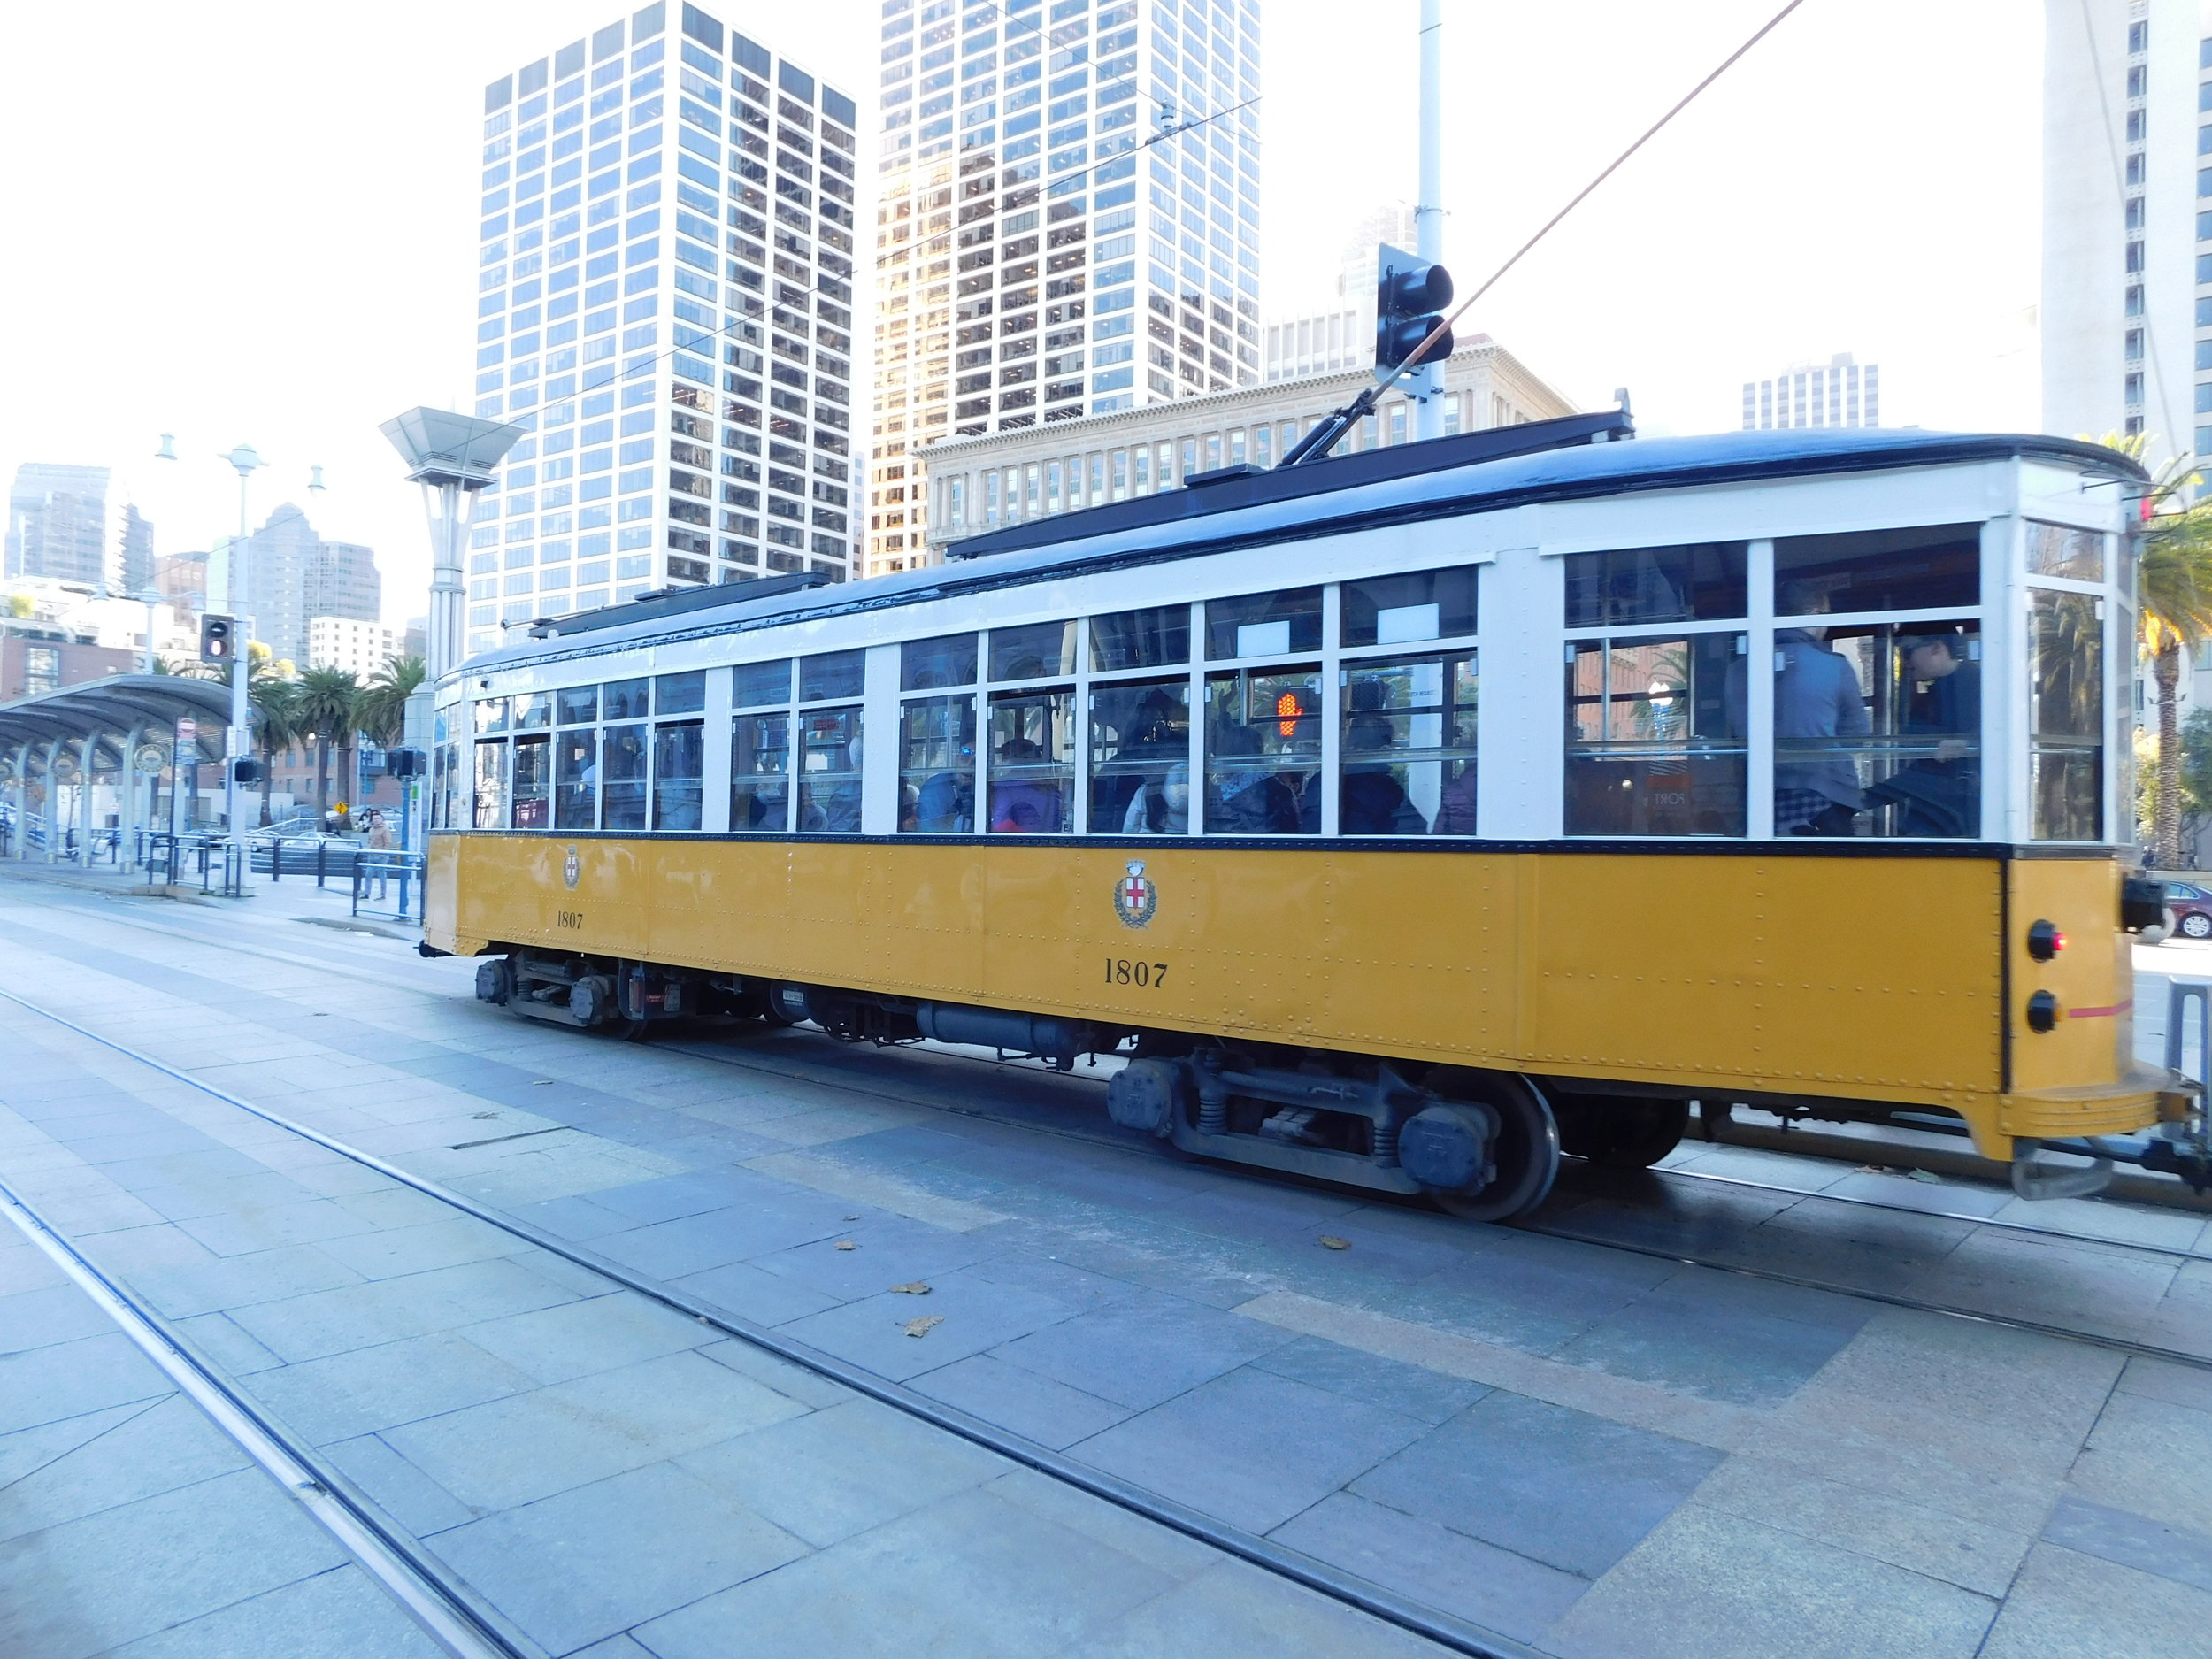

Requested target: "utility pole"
[{"left": 1413, "top": 0, "right": 1446, "bottom": 441}]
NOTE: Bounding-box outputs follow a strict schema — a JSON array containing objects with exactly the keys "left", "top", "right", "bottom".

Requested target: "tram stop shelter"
[{"left": 0, "top": 675, "right": 234, "bottom": 865}]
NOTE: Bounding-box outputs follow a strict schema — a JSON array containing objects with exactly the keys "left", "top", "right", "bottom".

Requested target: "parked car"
[{"left": 2166, "top": 880, "right": 2212, "bottom": 940}]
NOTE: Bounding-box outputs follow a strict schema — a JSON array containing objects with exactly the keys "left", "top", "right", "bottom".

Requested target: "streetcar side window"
[
  {"left": 987, "top": 686, "right": 1075, "bottom": 833},
  {"left": 603, "top": 678, "right": 650, "bottom": 720},
  {"left": 557, "top": 686, "right": 598, "bottom": 726},
  {"left": 1203, "top": 664, "right": 1322, "bottom": 834},
  {"left": 799, "top": 649, "right": 865, "bottom": 703},
  {"left": 2030, "top": 589, "right": 2103, "bottom": 841},
  {"left": 512, "top": 693, "right": 553, "bottom": 731},
  {"left": 2026, "top": 522, "right": 2105, "bottom": 582},
  {"left": 901, "top": 633, "right": 979, "bottom": 691},
  {"left": 900, "top": 636, "right": 978, "bottom": 833},
  {"left": 475, "top": 697, "right": 511, "bottom": 734},
  {"left": 652, "top": 718, "right": 704, "bottom": 831},
  {"left": 1091, "top": 677, "right": 1192, "bottom": 833},
  {"left": 655, "top": 671, "right": 706, "bottom": 715},
  {"left": 1563, "top": 543, "right": 1746, "bottom": 627},
  {"left": 1089, "top": 604, "right": 1189, "bottom": 672},
  {"left": 513, "top": 734, "right": 551, "bottom": 827},
  {"left": 796, "top": 704, "right": 863, "bottom": 833},
  {"left": 1342, "top": 653, "right": 1479, "bottom": 835},
  {"left": 1207, "top": 588, "right": 1322, "bottom": 658},
  {"left": 1341, "top": 567, "right": 1479, "bottom": 647},
  {"left": 733, "top": 658, "right": 792, "bottom": 710},
  {"left": 601, "top": 724, "right": 649, "bottom": 831},
  {"left": 1770, "top": 623, "right": 1981, "bottom": 839},
  {"left": 554, "top": 726, "right": 598, "bottom": 830},
  {"left": 989, "top": 619, "right": 1079, "bottom": 680},
  {"left": 733, "top": 658, "right": 795, "bottom": 833},
  {"left": 1774, "top": 525, "right": 1979, "bottom": 615},
  {"left": 473, "top": 739, "right": 509, "bottom": 829},
  {"left": 1565, "top": 634, "right": 1747, "bottom": 836}
]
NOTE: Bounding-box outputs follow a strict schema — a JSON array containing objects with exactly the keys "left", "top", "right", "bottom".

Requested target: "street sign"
[{"left": 176, "top": 718, "right": 196, "bottom": 743}]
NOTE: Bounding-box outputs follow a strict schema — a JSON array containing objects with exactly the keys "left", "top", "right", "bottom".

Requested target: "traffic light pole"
[
  {"left": 221, "top": 449, "right": 262, "bottom": 861},
  {"left": 1412, "top": 0, "right": 1445, "bottom": 442}
]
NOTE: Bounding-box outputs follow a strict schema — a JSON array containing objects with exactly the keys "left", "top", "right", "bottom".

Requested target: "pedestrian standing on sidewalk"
[{"left": 365, "top": 809, "right": 393, "bottom": 899}]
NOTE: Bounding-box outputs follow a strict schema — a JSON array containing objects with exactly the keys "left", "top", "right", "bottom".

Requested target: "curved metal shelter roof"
[{"left": 0, "top": 674, "right": 234, "bottom": 759}]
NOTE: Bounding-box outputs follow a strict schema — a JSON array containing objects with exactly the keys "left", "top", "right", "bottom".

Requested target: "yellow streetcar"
[{"left": 426, "top": 412, "right": 2201, "bottom": 1217}]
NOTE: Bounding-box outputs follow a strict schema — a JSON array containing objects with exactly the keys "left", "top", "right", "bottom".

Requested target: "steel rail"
[
  {"left": 0, "top": 1176, "right": 532, "bottom": 1659},
  {"left": 0, "top": 984, "right": 1539, "bottom": 1659}
]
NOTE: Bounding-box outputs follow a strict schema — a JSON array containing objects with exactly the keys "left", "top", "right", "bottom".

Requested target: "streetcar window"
[
  {"left": 1203, "top": 665, "right": 1322, "bottom": 834},
  {"left": 655, "top": 671, "right": 707, "bottom": 715},
  {"left": 1564, "top": 634, "right": 1746, "bottom": 836},
  {"left": 1207, "top": 588, "right": 1322, "bottom": 659},
  {"left": 733, "top": 657, "right": 792, "bottom": 709},
  {"left": 512, "top": 693, "right": 552, "bottom": 731},
  {"left": 902, "top": 633, "right": 979, "bottom": 690},
  {"left": 1765, "top": 622, "right": 1981, "bottom": 839},
  {"left": 900, "top": 695, "right": 976, "bottom": 832},
  {"left": 1775, "top": 524, "right": 1979, "bottom": 616},
  {"left": 652, "top": 720, "right": 704, "bottom": 830},
  {"left": 1341, "top": 653, "right": 1479, "bottom": 835},
  {"left": 988, "top": 618, "right": 1079, "bottom": 680},
  {"left": 557, "top": 686, "right": 598, "bottom": 726},
  {"left": 1090, "top": 677, "right": 1191, "bottom": 834},
  {"left": 797, "top": 705, "right": 863, "bottom": 832},
  {"left": 987, "top": 687, "right": 1074, "bottom": 833},
  {"left": 1089, "top": 604, "right": 1188, "bottom": 672},
  {"left": 798, "top": 649, "right": 865, "bottom": 703},
  {"left": 601, "top": 724, "right": 649, "bottom": 830},
  {"left": 2025, "top": 521, "right": 2106, "bottom": 582},
  {"left": 1563, "top": 543, "right": 1746, "bottom": 628},
  {"left": 2030, "top": 589, "right": 2104, "bottom": 841},
  {"left": 473, "top": 740, "right": 510, "bottom": 829},
  {"left": 554, "top": 728, "right": 598, "bottom": 829},
  {"left": 732, "top": 709, "right": 792, "bottom": 831},
  {"left": 475, "top": 697, "right": 511, "bottom": 733},
  {"left": 1341, "top": 567, "right": 1478, "bottom": 647},
  {"left": 513, "top": 735, "right": 552, "bottom": 827},
  {"left": 603, "top": 677, "right": 650, "bottom": 720}
]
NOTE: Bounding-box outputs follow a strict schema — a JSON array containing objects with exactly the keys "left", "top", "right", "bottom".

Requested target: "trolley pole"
[{"left": 1413, "top": 0, "right": 1446, "bottom": 442}]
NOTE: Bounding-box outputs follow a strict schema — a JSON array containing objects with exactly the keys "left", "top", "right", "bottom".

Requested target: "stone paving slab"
[{"left": 10, "top": 876, "right": 2212, "bottom": 1655}]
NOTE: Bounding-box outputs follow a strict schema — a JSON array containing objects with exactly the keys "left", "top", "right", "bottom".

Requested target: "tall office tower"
[
  {"left": 466, "top": 2, "right": 861, "bottom": 657},
  {"left": 6, "top": 464, "right": 110, "bottom": 585},
  {"left": 220, "top": 503, "right": 380, "bottom": 669},
  {"left": 1740, "top": 352, "right": 1880, "bottom": 431},
  {"left": 866, "top": 0, "right": 1262, "bottom": 575},
  {"left": 2042, "top": 0, "right": 2200, "bottom": 469},
  {"left": 119, "top": 503, "right": 155, "bottom": 595}
]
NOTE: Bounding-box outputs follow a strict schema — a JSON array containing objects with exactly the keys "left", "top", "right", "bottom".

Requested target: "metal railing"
[{"left": 351, "top": 851, "right": 425, "bottom": 922}]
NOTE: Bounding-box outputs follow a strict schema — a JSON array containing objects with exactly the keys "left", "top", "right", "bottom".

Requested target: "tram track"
[{"left": 0, "top": 982, "right": 1541, "bottom": 1659}]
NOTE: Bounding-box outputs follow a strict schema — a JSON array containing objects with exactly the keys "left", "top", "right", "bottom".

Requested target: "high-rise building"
[
  {"left": 866, "top": 0, "right": 1263, "bottom": 576},
  {"left": 2042, "top": 0, "right": 2196, "bottom": 468},
  {"left": 465, "top": 2, "right": 861, "bottom": 658},
  {"left": 119, "top": 503, "right": 155, "bottom": 595},
  {"left": 219, "top": 503, "right": 380, "bottom": 669},
  {"left": 1262, "top": 204, "right": 1415, "bottom": 384},
  {"left": 6, "top": 464, "right": 111, "bottom": 587},
  {"left": 1740, "top": 352, "right": 1880, "bottom": 431},
  {"left": 307, "top": 617, "right": 403, "bottom": 679}
]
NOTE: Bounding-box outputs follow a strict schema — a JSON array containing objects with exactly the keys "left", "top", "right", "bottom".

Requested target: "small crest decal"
[
  {"left": 563, "top": 847, "right": 580, "bottom": 890},
  {"left": 1112, "top": 859, "right": 1157, "bottom": 929}
]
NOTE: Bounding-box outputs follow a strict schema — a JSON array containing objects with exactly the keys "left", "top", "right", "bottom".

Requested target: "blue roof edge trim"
[{"left": 453, "top": 426, "right": 2146, "bottom": 683}]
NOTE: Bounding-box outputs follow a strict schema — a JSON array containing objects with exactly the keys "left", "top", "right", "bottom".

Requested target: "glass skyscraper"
[
  {"left": 467, "top": 2, "right": 861, "bottom": 657},
  {"left": 867, "top": 0, "right": 1262, "bottom": 574}
]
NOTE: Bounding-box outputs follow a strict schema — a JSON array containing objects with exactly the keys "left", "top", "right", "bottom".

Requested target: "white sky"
[{"left": 0, "top": 0, "right": 2042, "bottom": 624}]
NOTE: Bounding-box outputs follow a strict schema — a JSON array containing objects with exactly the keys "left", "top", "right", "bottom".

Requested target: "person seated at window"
[
  {"left": 1120, "top": 760, "right": 1190, "bottom": 833},
  {"left": 1340, "top": 701, "right": 1429, "bottom": 834},
  {"left": 1866, "top": 632, "right": 1979, "bottom": 837},
  {"left": 1210, "top": 721, "right": 1300, "bottom": 833},
  {"left": 1729, "top": 581, "right": 1868, "bottom": 834},
  {"left": 1097, "top": 688, "right": 1187, "bottom": 829},
  {"left": 916, "top": 768, "right": 972, "bottom": 832},
  {"left": 989, "top": 736, "right": 1064, "bottom": 833},
  {"left": 1430, "top": 765, "right": 1478, "bottom": 835}
]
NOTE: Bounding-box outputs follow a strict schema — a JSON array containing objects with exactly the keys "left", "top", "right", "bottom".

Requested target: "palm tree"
[
  {"left": 294, "top": 666, "right": 361, "bottom": 824},
  {"left": 356, "top": 654, "right": 425, "bottom": 752},
  {"left": 2099, "top": 434, "right": 2212, "bottom": 864},
  {"left": 247, "top": 675, "right": 303, "bottom": 826}
]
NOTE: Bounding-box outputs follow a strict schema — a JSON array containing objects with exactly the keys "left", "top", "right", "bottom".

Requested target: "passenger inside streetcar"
[
  {"left": 988, "top": 737, "right": 1065, "bottom": 833},
  {"left": 1866, "top": 631, "right": 1981, "bottom": 837}
]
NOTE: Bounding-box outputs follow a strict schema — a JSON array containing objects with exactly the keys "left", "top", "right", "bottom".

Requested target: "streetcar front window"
[
  {"left": 1565, "top": 634, "right": 1746, "bottom": 837},
  {"left": 2030, "top": 588, "right": 2104, "bottom": 841}
]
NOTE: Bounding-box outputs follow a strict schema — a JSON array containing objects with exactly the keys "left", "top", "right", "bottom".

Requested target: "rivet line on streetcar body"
[{"left": 0, "top": 984, "right": 1540, "bottom": 1659}]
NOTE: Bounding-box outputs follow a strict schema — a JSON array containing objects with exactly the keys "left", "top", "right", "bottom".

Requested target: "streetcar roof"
[{"left": 459, "top": 423, "right": 2142, "bottom": 679}]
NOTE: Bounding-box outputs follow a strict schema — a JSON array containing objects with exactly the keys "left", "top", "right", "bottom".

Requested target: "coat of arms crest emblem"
[
  {"left": 563, "top": 847, "right": 580, "bottom": 889},
  {"left": 1112, "top": 860, "right": 1157, "bottom": 928}
]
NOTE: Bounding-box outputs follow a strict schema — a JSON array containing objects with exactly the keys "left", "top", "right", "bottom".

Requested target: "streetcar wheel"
[
  {"left": 1424, "top": 1071, "right": 1560, "bottom": 1222},
  {"left": 2182, "top": 911, "right": 2212, "bottom": 940},
  {"left": 1555, "top": 1097, "right": 1691, "bottom": 1169}
]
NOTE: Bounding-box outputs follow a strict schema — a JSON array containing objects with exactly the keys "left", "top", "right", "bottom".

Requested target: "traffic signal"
[
  {"left": 229, "top": 757, "right": 265, "bottom": 785},
  {"left": 1375, "top": 243, "right": 1454, "bottom": 374},
  {"left": 384, "top": 748, "right": 426, "bottom": 779},
  {"left": 199, "top": 614, "right": 235, "bottom": 664}
]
